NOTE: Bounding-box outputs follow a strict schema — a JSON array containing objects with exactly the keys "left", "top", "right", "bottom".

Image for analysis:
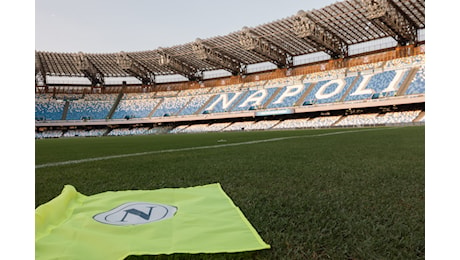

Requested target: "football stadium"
[{"left": 35, "top": 0, "right": 425, "bottom": 259}]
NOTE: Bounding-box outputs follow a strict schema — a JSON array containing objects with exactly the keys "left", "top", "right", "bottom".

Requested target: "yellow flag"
[{"left": 36, "top": 183, "right": 270, "bottom": 259}]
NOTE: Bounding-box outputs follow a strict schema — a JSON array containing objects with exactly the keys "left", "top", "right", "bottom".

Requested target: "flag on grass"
[{"left": 35, "top": 183, "right": 270, "bottom": 259}]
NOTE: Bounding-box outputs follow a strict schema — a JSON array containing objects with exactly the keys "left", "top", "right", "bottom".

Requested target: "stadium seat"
[
  {"left": 405, "top": 66, "right": 425, "bottom": 95},
  {"left": 66, "top": 99, "right": 113, "bottom": 120},
  {"left": 112, "top": 94, "right": 161, "bottom": 119},
  {"left": 152, "top": 96, "right": 192, "bottom": 117},
  {"left": 35, "top": 95, "right": 65, "bottom": 120}
]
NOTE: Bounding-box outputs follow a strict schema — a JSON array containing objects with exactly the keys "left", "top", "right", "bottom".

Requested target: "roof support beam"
[
  {"left": 192, "top": 39, "right": 243, "bottom": 76},
  {"left": 362, "top": 0, "right": 418, "bottom": 45},
  {"left": 117, "top": 52, "right": 156, "bottom": 85},
  {"left": 293, "top": 10, "right": 348, "bottom": 59},
  {"left": 157, "top": 48, "right": 202, "bottom": 81},
  {"left": 74, "top": 52, "right": 104, "bottom": 86},
  {"left": 238, "top": 27, "right": 292, "bottom": 69}
]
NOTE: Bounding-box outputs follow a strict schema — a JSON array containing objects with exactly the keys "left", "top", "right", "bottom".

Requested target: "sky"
[{"left": 35, "top": 0, "right": 338, "bottom": 53}]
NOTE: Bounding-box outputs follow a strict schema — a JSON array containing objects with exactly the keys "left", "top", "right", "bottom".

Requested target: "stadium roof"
[{"left": 35, "top": 0, "right": 425, "bottom": 85}]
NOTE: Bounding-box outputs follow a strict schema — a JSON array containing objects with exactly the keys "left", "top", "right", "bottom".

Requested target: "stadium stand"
[
  {"left": 203, "top": 92, "right": 248, "bottom": 114},
  {"left": 35, "top": 130, "right": 63, "bottom": 139},
  {"left": 304, "top": 116, "right": 343, "bottom": 128},
  {"left": 405, "top": 66, "right": 425, "bottom": 95},
  {"left": 208, "top": 84, "right": 244, "bottom": 94},
  {"left": 169, "top": 125, "right": 189, "bottom": 134},
  {"left": 66, "top": 99, "right": 113, "bottom": 120},
  {"left": 178, "top": 94, "right": 215, "bottom": 116},
  {"left": 272, "top": 118, "right": 312, "bottom": 130},
  {"left": 222, "top": 121, "right": 256, "bottom": 132},
  {"left": 144, "top": 126, "right": 172, "bottom": 135},
  {"left": 152, "top": 96, "right": 192, "bottom": 117},
  {"left": 231, "top": 88, "right": 279, "bottom": 112},
  {"left": 112, "top": 95, "right": 161, "bottom": 119},
  {"left": 304, "top": 77, "right": 356, "bottom": 104},
  {"left": 35, "top": 95, "right": 66, "bottom": 121},
  {"left": 180, "top": 124, "right": 212, "bottom": 133},
  {"left": 244, "top": 120, "right": 280, "bottom": 131},
  {"left": 376, "top": 110, "right": 422, "bottom": 124},
  {"left": 35, "top": 0, "right": 424, "bottom": 138},
  {"left": 107, "top": 127, "right": 153, "bottom": 136},
  {"left": 205, "top": 122, "right": 232, "bottom": 132},
  {"left": 35, "top": 53, "right": 425, "bottom": 138},
  {"left": 62, "top": 129, "right": 106, "bottom": 138},
  {"left": 266, "top": 84, "right": 310, "bottom": 109}
]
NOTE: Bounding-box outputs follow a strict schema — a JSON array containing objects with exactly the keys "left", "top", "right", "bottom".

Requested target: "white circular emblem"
[{"left": 93, "top": 202, "right": 177, "bottom": 226}]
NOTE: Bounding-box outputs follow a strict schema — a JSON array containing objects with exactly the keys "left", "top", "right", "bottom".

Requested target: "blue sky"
[{"left": 35, "top": 0, "right": 338, "bottom": 53}]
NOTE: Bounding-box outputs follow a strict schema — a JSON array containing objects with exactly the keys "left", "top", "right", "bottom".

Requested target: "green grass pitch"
[{"left": 35, "top": 126, "right": 425, "bottom": 259}]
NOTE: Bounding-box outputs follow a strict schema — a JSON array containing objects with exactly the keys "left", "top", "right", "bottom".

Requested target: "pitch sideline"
[{"left": 35, "top": 127, "right": 398, "bottom": 169}]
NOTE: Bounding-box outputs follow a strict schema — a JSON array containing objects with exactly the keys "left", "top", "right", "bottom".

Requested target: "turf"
[{"left": 35, "top": 126, "right": 425, "bottom": 259}]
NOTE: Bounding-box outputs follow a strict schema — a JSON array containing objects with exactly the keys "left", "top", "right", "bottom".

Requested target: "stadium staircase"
[
  {"left": 413, "top": 110, "right": 425, "bottom": 122},
  {"left": 106, "top": 87, "right": 126, "bottom": 119},
  {"left": 228, "top": 91, "right": 250, "bottom": 112},
  {"left": 396, "top": 67, "right": 419, "bottom": 96},
  {"left": 295, "top": 82, "right": 317, "bottom": 106},
  {"left": 269, "top": 120, "right": 283, "bottom": 130},
  {"left": 195, "top": 94, "right": 218, "bottom": 115},
  {"left": 340, "top": 75, "right": 361, "bottom": 102},
  {"left": 262, "top": 87, "right": 283, "bottom": 109},
  {"left": 176, "top": 97, "right": 194, "bottom": 116},
  {"left": 147, "top": 98, "right": 164, "bottom": 118},
  {"left": 102, "top": 128, "right": 112, "bottom": 136},
  {"left": 376, "top": 112, "right": 386, "bottom": 118},
  {"left": 61, "top": 101, "right": 70, "bottom": 120},
  {"left": 331, "top": 115, "right": 346, "bottom": 127}
]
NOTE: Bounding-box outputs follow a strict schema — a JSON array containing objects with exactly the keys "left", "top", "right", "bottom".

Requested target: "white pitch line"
[{"left": 35, "top": 127, "right": 392, "bottom": 169}]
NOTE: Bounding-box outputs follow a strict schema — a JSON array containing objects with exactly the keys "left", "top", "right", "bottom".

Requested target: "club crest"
[{"left": 93, "top": 202, "right": 177, "bottom": 226}]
